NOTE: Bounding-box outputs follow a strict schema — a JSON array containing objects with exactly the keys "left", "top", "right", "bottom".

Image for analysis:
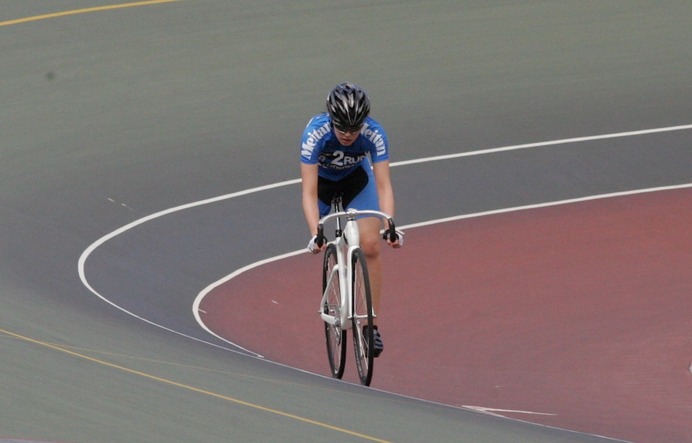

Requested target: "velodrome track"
[{"left": 2, "top": 1, "right": 691, "bottom": 442}]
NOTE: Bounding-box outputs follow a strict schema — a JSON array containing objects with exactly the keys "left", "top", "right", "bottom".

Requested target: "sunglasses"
[{"left": 333, "top": 124, "right": 363, "bottom": 135}]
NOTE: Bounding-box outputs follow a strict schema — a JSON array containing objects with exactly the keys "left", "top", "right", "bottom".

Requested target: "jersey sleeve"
[
  {"left": 300, "top": 114, "right": 331, "bottom": 165},
  {"left": 362, "top": 118, "right": 390, "bottom": 163}
]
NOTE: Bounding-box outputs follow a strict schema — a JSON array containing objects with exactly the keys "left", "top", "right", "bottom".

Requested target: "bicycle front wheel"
[
  {"left": 351, "top": 248, "right": 374, "bottom": 386},
  {"left": 323, "top": 244, "right": 346, "bottom": 379}
]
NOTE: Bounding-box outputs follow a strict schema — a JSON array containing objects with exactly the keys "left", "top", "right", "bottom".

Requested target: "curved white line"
[
  {"left": 77, "top": 124, "right": 692, "bottom": 356},
  {"left": 401, "top": 184, "right": 692, "bottom": 230},
  {"left": 77, "top": 184, "right": 301, "bottom": 357},
  {"left": 193, "top": 183, "right": 692, "bottom": 341},
  {"left": 393, "top": 123, "right": 692, "bottom": 166},
  {"left": 192, "top": 250, "right": 304, "bottom": 353}
]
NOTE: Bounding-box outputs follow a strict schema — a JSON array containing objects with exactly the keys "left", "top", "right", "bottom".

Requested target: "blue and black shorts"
[{"left": 317, "top": 164, "right": 379, "bottom": 218}]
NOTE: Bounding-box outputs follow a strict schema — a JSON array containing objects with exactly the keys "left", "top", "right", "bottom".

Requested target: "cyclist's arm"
[
  {"left": 300, "top": 162, "right": 321, "bottom": 236},
  {"left": 373, "top": 160, "right": 403, "bottom": 247},
  {"left": 373, "top": 160, "right": 395, "bottom": 218}
]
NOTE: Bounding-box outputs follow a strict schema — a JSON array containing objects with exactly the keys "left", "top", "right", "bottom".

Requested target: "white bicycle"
[{"left": 315, "top": 196, "right": 400, "bottom": 386}]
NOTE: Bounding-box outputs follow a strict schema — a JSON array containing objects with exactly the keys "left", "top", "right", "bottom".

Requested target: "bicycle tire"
[
  {"left": 323, "top": 244, "right": 346, "bottom": 379},
  {"left": 351, "top": 247, "right": 374, "bottom": 386}
]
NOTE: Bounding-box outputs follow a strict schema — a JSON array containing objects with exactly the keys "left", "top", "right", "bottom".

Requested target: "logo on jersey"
[
  {"left": 301, "top": 121, "right": 331, "bottom": 159},
  {"left": 319, "top": 150, "right": 368, "bottom": 170},
  {"left": 362, "top": 123, "right": 386, "bottom": 157}
]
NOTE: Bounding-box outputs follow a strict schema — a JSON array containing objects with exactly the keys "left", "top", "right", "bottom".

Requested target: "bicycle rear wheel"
[
  {"left": 323, "top": 244, "right": 346, "bottom": 379},
  {"left": 351, "top": 248, "right": 374, "bottom": 386}
]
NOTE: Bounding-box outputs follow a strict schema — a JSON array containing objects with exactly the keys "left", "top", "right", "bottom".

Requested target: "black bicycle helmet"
[{"left": 326, "top": 83, "right": 370, "bottom": 131}]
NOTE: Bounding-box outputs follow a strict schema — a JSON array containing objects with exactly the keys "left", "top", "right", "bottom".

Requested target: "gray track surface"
[{"left": 2, "top": 1, "right": 690, "bottom": 442}]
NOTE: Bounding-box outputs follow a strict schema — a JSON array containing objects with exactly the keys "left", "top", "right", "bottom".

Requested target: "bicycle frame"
[
  {"left": 318, "top": 209, "right": 363, "bottom": 331},
  {"left": 317, "top": 204, "right": 395, "bottom": 331},
  {"left": 316, "top": 198, "right": 398, "bottom": 385}
]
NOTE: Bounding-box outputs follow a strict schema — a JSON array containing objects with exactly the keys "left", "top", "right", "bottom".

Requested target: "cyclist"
[{"left": 300, "top": 82, "right": 402, "bottom": 357}]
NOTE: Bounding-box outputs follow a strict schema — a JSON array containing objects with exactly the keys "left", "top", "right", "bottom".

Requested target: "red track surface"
[{"left": 201, "top": 189, "right": 692, "bottom": 443}]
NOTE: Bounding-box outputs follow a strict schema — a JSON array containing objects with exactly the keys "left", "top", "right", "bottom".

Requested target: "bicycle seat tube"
[{"left": 332, "top": 195, "right": 343, "bottom": 237}]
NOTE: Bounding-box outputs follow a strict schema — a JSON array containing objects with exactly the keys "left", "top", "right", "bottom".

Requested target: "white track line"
[
  {"left": 193, "top": 183, "right": 692, "bottom": 346},
  {"left": 402, "top": 184, "right": 692, "bottom": 230},
  {"left": 394, "top": 123, "right": 692, "bottom": 166},
  {"left": 463, "top": 405, "right": 557, "bottom": 417},
  {"left": 192, "top": 250, "right": 304, "bottom": 354},
  {"left": 77, "top": 124, "right": 692, "bottom": 356}
]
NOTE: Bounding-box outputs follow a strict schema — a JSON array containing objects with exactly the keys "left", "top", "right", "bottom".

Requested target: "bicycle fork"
[{"left": 319, "top": 239, "right": 353, "bottom": 331}]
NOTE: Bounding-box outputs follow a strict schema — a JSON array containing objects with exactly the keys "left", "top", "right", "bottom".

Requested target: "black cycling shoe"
[{"left": 369, "top": 327, "right": 383, "bottom": 358}]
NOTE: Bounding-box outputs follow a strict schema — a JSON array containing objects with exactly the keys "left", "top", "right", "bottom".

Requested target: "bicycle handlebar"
[
  {"left": 315, "top": 209, "right": 398, "bottom": 247},
  {"left": 315, "top": 226, "right": 326, "bottom": 247},
  {"left": 382, "top": 217, "right": 398, "bottom": 243}
]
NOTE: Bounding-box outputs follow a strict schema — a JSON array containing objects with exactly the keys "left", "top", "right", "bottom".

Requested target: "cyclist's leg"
[
  {"left": 357, "top": 217, "right": 382, "bottom": 325},
  {"left": 355, "top": 219, "right": 385, "bottom": 359},
  {"left": 346, "top": 168, "right": 386, "bottom": 358},
  {"left": 346, "top": 167, "right": 383, "bottom": 326}
]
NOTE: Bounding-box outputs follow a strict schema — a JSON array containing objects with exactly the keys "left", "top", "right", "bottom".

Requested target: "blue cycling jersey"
[{"left": 300, "top": 113, "right": 389, "bottom": 181}]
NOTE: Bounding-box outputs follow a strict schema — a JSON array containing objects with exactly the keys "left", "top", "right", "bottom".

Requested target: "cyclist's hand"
[
  {"left": 307, "top": 235, "right": 325, "bottom": 254},
  {"left": 386, "top": 229, "right": 405, "bottom": 248}
]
